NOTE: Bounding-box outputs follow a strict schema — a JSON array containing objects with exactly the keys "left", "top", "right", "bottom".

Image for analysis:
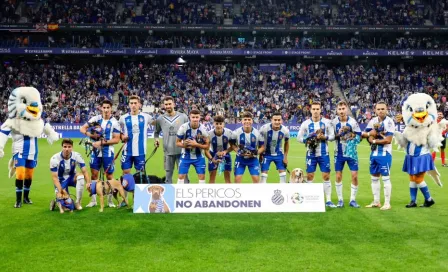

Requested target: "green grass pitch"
[{"left": 0, "top": 139, "right": 447, "bottom": 271}]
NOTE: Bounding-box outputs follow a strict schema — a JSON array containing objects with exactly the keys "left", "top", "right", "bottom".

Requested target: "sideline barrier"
[{"left": 133, "top": 183, "right": 325, "bottom": 213}]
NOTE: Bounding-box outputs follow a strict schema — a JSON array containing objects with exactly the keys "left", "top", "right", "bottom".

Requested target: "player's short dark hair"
[
  {"left": 271, "top": 111, "right": 282, "bottom": 118},
  {"left": 337, "top": 101, "right": 348, "bottom": 107},
  {"left": 375, "top": 101, "right": 387, "bottom": 108},
  {"left": 163, "top": 96, "right": 174, "bottom": 102},
  {"left": 101, "top": 100, "right": 113, "bottom": 107},
  {"left": 213, "top": 115, "right": 225, "bottom": 123},
  {"left": 242, "top": 111, "right": 253, "bottom": 119},
  {"left": 190, "top": 109, "right": 201, "bottom": 115},
  {"left": 129, "top": 95, "right": 141, "bottom": 103},
  {"left": 61, "top": 138, "right": 73, "bottom": 146},
  {"left": 311, "top": 101, "right": 321, "bottom": 108}
]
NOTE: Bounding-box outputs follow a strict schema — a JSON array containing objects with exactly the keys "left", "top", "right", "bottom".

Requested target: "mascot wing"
[
  {"left": 43, "top": 123, "right": 60, "bottom": 145},
  {"left": 393, "top": 131, "right": 408, "bottom": 150}
]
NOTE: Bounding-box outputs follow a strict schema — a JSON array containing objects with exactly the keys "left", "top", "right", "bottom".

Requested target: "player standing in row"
[
  {"left": 298, "top": 102, "right": 335, "bottom": 207},
  {"left": 50, "top": 139, "right": 90, "bottom": 210},
  {"left": 231, "top": 112, "right": 265, "bottom": 183},
  {"left": 80, "top": 100, "right": 121, "bottom": 208},
  {"left": 119, "top": 95, "right": 154, "bottom": 174},
  {"left": 205, "top": 115, "right": 233, "bottom": 183},
  {"left": 259, "top": 112, "right": 290, "bottom": 184},
  {"left": 331, "top": 101, "right": 361, "bottom": 208},
  {"left": 154, "top": 96, "right": 189, "bottom": 184},
  {"left": 361, "top": 101, "right": 395, "bottom": 210},
  {"left": 176, "top": 109, "right": 210, "bottom": 184},
  {"left": 432, "top": 111, "right": 447, "bottom": 166}
]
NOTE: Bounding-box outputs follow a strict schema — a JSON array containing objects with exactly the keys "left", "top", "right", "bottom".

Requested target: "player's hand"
[
  {"left": 88, "top": 132, "right": 101, "bottom": 140},
  {"left": 212, "top": 158, "right": 221, "bottom": 165},
  {"left": 86, "top": 182, "right": 92, "bottom": 191},
  {"left": 121, "top": 133, "right": 129, "bottom": 143},
  {"left": 283, "top": 157, "right": 288, "bottom": 165},
  {"left": 368, "top": 130, "right": 378, "bottom": 138},
  {"left": 0, "top": 149, "right": 4, "bottom": 158},
  {"left": 92, "top": 141, "right": 102, "bottom": 149},
  {"left": 368, "top": 136, "right": 375, "bottom": 144},
  {"left": 154, "top": 139, "right": 160, "bottom": 147},
  {"left": 187, "top": 139, "right": 198, "bottom": 147},
  {"left": 317, "top": 134, "right": 326, "bottom": 140}
]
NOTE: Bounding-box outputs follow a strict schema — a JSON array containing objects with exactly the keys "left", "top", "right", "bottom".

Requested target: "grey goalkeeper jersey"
[{"left": 154, "top": 111, "right": 189, "bottom": 155}]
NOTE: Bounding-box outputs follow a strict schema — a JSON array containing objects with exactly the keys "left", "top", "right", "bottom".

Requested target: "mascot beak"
[
  {"left": 26, "top": 102, "right": 39, "bottom": 117},
  {"left": 412, "top": 111, "right": 428, "bottom": 123}
]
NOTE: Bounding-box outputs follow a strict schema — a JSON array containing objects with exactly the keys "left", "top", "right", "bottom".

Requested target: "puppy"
[
  {"left": 87, "top": 180, "right": 129, "bottom": 212},
  {"left": 147, "top": 185, "right": 170, "bottom": 213},
  {"left": 148, "top": 175, "right": 166, "bottom": 184},
  {"left": 289, "top": 168, "right": 305, "bottom": 183},
  {"left": 51, "top": 189, "right": 75, "bottom": 214}
]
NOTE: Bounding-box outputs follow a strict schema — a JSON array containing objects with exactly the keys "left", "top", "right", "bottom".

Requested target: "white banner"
[{"left": 133, "top": 183, "right": 325, "bottom": 213}]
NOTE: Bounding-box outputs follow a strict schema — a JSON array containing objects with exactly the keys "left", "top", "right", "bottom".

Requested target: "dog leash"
[{"left": 284, "top": 163, "right": 291, "bottom": 175}]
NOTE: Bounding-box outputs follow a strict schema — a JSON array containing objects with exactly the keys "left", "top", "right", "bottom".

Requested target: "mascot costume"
[
  {"left": 394, "top": 93, "right": 444, "bottom": 208},
  {"left": 0, "top": 87, "right": 60, "bottom": 208}
]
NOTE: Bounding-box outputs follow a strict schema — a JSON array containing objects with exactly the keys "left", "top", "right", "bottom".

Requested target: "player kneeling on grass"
[
  {"left": 231, "top": 111, "right": 265, "bottom": 183},
  {"left": 259, "top": 111, "right": 290, "bottom": 184},
  {"left": 331, "top": 101, "right": 362, "bottom": 208},
  {"left": 205, "top": 115, "right": 233, "bottom": 183},
  {"left": 50, "top": 139, "right": 91, "bottom": 212},
  {"left": 176, "top": 109, "right": 210, "bottom": 184}
]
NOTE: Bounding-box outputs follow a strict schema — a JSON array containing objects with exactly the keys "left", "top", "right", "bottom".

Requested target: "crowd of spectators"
[
  {"left": 0, "top": 61, "right": 335, "bottom": 125},
  {"left": 1, "top": 61, "right": 448, "bottom": 126},
  {"left": 335, "top": 64, "right": 448, "bottom": 124},
  {"left": 1, "top": 0, "right": 18, "bottom": 23},
  {"left": 9, "top": 0, "right": 439, "bottom": 26}
]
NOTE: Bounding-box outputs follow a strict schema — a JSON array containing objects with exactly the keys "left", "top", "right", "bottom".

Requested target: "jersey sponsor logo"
[{"left": 132, "top": 124, "right": 140, "bottom": 134}]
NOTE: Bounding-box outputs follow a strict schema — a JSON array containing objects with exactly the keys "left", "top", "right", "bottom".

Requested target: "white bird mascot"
[
  {"left": 0, "top": 87, "right": 60, "bottom": 208},
  {"left": 394, "top": 93, "right": 444, "bottom": 208}
]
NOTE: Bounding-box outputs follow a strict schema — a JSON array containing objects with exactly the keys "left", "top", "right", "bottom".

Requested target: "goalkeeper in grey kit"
[{"left": 154, "top": 96, "right": 189, "bottom": 184}]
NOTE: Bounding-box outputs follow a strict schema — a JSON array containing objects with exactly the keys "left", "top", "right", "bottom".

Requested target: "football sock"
[
  {"left": 23, "top": 179, "right": 32, "bottom": 200},
  {"left": 350, "top": 184, "right": 358, "bottom": 202},
  {"left": 260, "top": 173, "right": 268, "bottom": 184},
  {"left": 15, "top": 179, "right": 23, "bottom": 203},
  {"left": 409, "top": 182, "right": 417, "bottom": 202},
  {"left": 371, "top": 176, "right": 380, "bottom": 204},
  {"left": 417, "top": 181, "right": 432, "bottom": 201},
  {"left": 335, "top": 181, "right": 343, "bottom": 201},
  {"left": 279, "top": 172, "right": 286, "bottom": 183},
  {"left": 323, "top": 180, "right": 332, "bottom": 202},
  {"left": 383, "top": 176, "right": 392, "bottom": 205}
]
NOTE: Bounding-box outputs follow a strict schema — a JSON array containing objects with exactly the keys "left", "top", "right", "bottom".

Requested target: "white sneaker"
[
  {"left": 380, "top": 203, "right": 391, "bottom": 210},
  {"left": 108, "top": 202, "right": 116, "bottom": 208},
  {"left": 75, "top": 202, "right": 83, "bottom": 210},
  {"left": 86, "top": 201, "right": 97, "bottom": 208}
]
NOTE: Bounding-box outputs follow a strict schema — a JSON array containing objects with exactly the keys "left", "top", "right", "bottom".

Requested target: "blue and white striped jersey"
[
  {"left": 87, "top": 115, "right": 121, "bottom": 157},
  {"left": 298, "top": 118, "right": 334, "bottom": 157},
  {"left": 0, "top": 124, "right": 38, "bottom": 160},
  {"left": 50, "top": 151, "right": 86, "bottom": 182},
  {"left": 259, "top": 123, "right": 290, "bottom": 156},
  {"left": 331, "top": 116, "right": 362, "bottom": 158},
  {"left": 231, "top": 127, "right": 264, "bottom": 157},
  {"left": 365, "top": 116, "right": 395, "bottom": 156},
  {"left": 406, "top": 142, "right": 431, "bottom": 157},
  {"left": 119, "top": 113, "right": 153, "bottom": 156},
  {"left": 177, "top": 123, "right": 209, "bottom": 159},
  {"left": 208, "top": 128, "right": 233, "bottom": 154}
]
